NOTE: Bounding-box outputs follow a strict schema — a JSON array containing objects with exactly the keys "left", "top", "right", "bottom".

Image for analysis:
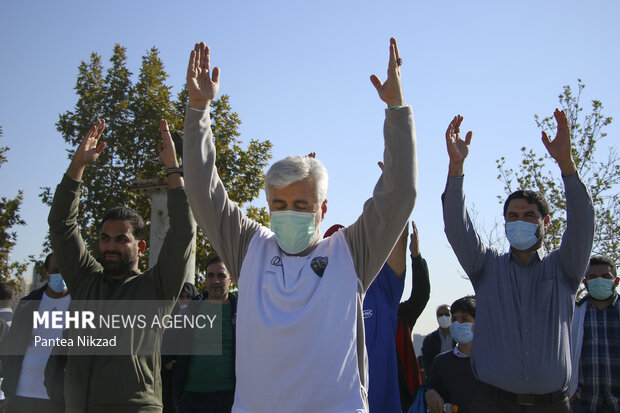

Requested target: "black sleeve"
[{"left": 398, "top": 254, "right": 430, "bottom": 329}]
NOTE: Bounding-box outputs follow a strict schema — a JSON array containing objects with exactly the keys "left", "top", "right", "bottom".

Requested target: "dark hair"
[
  {"left": 205, "top": 255, "right": 223, "bottom": 269},
  {"left": 451, "top": 295, "right": 476, "bottom": 319},
  {"left": 589, "top": 255, "right": 617, "bottom": 277},
  {"left": 0, "top": 282, "right": 14, "bottom": 301},
  {"left": 100, "top": 207, "right": 146, "bottom": 240},
  {"left": 503, "top": 190, "right": 550, "bottom": 218},
  {"left": 44, "top": 252, "right": 55, "bottom": 272}
]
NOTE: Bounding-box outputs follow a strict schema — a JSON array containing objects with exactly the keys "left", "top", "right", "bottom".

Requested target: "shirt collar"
[
  {"left": 509, "top": 246, "right": 546, "bottom": 264},
  {"left": 453, "top": 345, "right": 469, "bottom": 358}
]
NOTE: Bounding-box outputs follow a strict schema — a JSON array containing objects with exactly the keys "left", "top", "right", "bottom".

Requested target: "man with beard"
[
  {"left": 47, "top": 119, "right": 195, "bottom": 413},
  {"left": 172, "top": 255, "right": 237, "bottom": 413},
  {"left": 442, "top": 110, "right": 595, "bottom": 412}
]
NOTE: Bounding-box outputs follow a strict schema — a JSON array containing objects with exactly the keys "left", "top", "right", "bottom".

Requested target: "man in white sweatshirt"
[{"left": 182, "top": 38, "right": 417, "bottom": 413}]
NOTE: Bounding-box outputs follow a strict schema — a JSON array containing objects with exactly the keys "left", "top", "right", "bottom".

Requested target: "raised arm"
[
  {"left": 345, "top": 37, "right": 417, "bottom": 291},
  {"left": 48, "top": 121, "right": 107, "bottom": 290},
  {"left": 441, "top": 115, "right": 490, "bottom": 281},
  {"left": 398, "top": 221, "right": 430, "bottom": 329},
  {"left": 543, "top": 109, "right": 595, "bottom": 285},
  {"left": 183, "top": 43, "right": 260, "bottom": 282},
  {"left": 541, "top": 109, "right": 577, "bottom": 177},
  {"left": 151, "top": 120, "right": 196, "bottom": 301},
  {"left": 386, "top": 222, "right": 408, "bottom": 279},
  {"left": 445, "top": 115, "right": 472, "bottom": 178}
]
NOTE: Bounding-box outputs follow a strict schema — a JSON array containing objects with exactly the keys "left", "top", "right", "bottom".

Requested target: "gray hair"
[{"left": 265, "top": 156, "right": 328, "bottom": 203}]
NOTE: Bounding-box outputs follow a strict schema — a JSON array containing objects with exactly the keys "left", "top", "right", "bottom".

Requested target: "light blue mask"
[
  {"left": 505, "top": 220, "right": 540, "bottom": 250},
  {"left": 587, "top": 278, "right": 616, "bottom": 301},
  {"left": 48, "top": 273, "right": 67, "bottom": 293},
  {"left": 450, "top": 321, "right": 474, "bottom": 344},
  {"left": 270, "top": 210, "right": 317, "bottom": 254}
]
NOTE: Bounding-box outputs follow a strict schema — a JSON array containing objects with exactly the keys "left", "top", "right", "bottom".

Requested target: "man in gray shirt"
[{"left": 442, "top": 110, "right": 595, "bottom": 413}]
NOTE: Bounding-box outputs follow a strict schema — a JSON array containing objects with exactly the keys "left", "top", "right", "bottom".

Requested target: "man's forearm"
[
  {"left": 48, "top": 175, "right": 99, "bottom": 290},
  {"left": 66, "top": 158, "right": 86, "bottom": 181},
  {"left": 448, "top": 161, "right": 464, "bottom": 177}
]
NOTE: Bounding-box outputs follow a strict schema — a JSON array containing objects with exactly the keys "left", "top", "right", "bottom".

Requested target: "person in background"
[
  {"left": 425, "top": 295, "right": 477, "bottom": 413},
  {"left": 0, "top": 282, "right": 14, "bottom": 412},
  {"left": 396, "top": 221, "right": 430, "bottom": 411},
  {"left": 162, "top": 281, "right": 198, "bottom": 413},
  {"left": 1, "top": 253, "right": 69, "bottom": 413},
  {"left": 569, "top": 255, "right": 620, "bottom": 413},
  {"left": 422, "top": 304, "right": 455, "bottom": 380},
  {"left": 172, "top": 256, "right": 237, "bottom": 413}
]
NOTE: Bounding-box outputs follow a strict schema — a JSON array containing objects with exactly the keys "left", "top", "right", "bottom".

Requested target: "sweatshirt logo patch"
[
  {"left": 363, "top": 309, "right": 373, "bottom": 319},
  {"left": 310, "top": 257, "right": 328, "bottom": 277},
  {"left": 270, "top": 256, "right": 282, "bottom": 267}
]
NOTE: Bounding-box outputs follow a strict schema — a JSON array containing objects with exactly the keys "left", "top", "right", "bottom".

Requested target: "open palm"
[
  {"left": 445, "top": 115, "right": 472, "bottom": 163},
  {"left": 187, "top": 42, "right": 220, "bottom": 106},
  {"left": 75, "top": 120, "right": 106, "bottom": 166}
]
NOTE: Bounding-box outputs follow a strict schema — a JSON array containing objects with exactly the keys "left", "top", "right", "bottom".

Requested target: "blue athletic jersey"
[{"left": 364, "top": 263, "right": 405, "bottom": 413}]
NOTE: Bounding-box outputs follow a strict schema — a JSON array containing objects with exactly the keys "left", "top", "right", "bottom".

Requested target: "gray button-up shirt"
[{"left": 442, "top": 173, "right": 595, "bottom": 394}]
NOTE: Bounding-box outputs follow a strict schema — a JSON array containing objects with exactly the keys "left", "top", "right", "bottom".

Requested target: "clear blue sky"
[{"left": 1, "top": 0, "right": 619, "bottom": 335}]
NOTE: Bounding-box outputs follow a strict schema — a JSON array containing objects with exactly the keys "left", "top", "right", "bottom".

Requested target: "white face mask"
[{"left": 437, "top": 315, "right": 451, "bottom": 329}]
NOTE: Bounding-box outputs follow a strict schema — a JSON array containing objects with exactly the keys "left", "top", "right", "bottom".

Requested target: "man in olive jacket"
[{"left": 47, "top": 119, "right": 195, "bottom": 413}]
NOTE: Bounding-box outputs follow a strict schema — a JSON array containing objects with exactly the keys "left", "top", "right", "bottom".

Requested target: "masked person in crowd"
[
  {"left": 47, "top": 119, "right": 195, "bottom": 413},
  {"left": 442, "top": 111, "right": 595, "bottom": 412},
  {"left": 1, "top": 254, "right": 69, "bottom": 413},
  {"left": 182, "top": 38, "right": 417, "bottom": 412},
  {"left": 422, "top": 304, "right": 455, "bottom": 381},
  {"left": 569, "top": 255, "right": 620, "bottom": 413},
  {"left": 424, "top": 296, "right": 477, "bottom": 413}
]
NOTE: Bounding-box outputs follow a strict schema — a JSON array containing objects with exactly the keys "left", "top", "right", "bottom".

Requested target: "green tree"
[
  {"left": 496, "top": 80, "right": 618, "bottom": 262},
  {"left": 0, "top": 126, "right": 28, "bottom": 289},
  {"left": 44, "top": 46, "right": 272, "bottom": 283}
]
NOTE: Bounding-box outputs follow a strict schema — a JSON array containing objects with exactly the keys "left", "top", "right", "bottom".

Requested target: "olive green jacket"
[{"left": 48, "top": 175, "right": 195, "bottom": 413}]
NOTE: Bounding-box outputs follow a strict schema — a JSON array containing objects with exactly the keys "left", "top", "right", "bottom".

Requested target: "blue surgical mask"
[
  {"left": 48, "top": 273, "right": 67, "bottom": 293},
  {"left": 587, "top": 278, "right": 616, "bottom": 301},
  {"left": 505, "top": 221, "right": 541, "bottom": 250},
  {"left": 450, "top": 321, "right": 474, "bottom": 344},
  {"left": 270, "top": 210, "right": 317, "bottom": 254}
]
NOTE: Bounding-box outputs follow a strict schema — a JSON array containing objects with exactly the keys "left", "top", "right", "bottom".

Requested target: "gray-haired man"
[{"left": 183, "top": 38, "right": 417, "bottom": 412}]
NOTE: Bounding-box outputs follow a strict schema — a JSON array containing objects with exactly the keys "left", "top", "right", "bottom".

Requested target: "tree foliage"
[
  {"left": 496, "top": 80, "right": 618, "bottom": 262},
  {"left": 0, "top": 126, "right": 28, "bottom": 289},
  {"left": 43, "top": 45, "right": 272, "bottom": 287}
]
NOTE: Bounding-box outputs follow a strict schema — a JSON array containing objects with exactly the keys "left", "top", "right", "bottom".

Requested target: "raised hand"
[
  {"left": 446, "top": 115, "right": 472, "bottom": 177},
  {"left": 187, "top": 42, "right": 220, "bottom": 110},
  {"left": 157, "top": 119, "right": 179, "bottom": 169},
  {"left": 541, "top": 109, "right": 577, "bottom": 176},
  {"left": 75, "top": 120, "right": 106, "bottom": 166},
  {"left": 409, "top": 221, "right": 420, "bottom": 257},
  {"left": 67, "top": 120, "right": 106, "bottom": 180},
  {"left": 370, "top": 37, "right": 405, "bottom": 107}
]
